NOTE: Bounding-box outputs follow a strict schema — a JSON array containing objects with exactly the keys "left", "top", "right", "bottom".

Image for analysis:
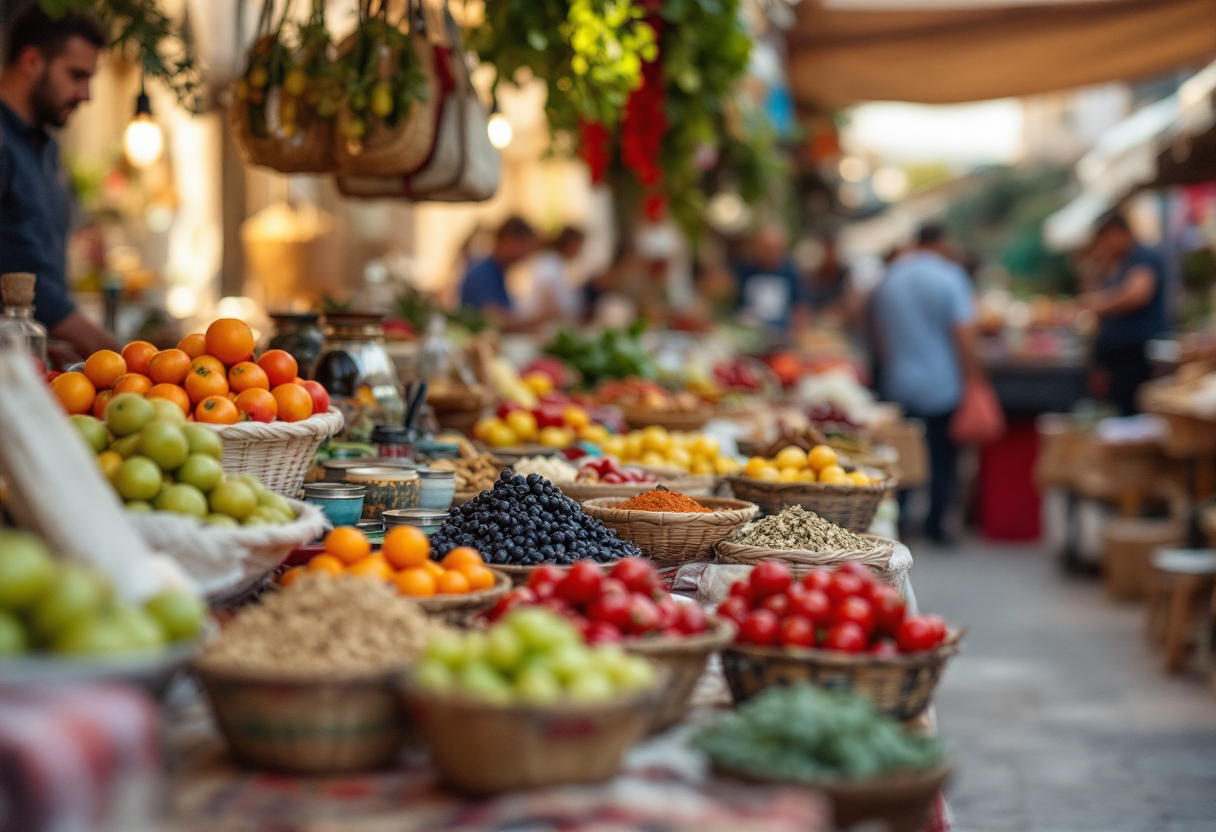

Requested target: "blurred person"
[
  {"left": 806, "top": 236, "right": 850, "bottom": 317},
  {"left": 1078, "top": 210, "right": 1167, "bottom": 416},
  {"left": 0, "top": 5, "right": 118, "bottom": 362},
  {"left": 732, "top": 224, "right": 810, "bottom": 332},
  {"left": 871, "top": 224, "right": 981, "bottom": 545},
  {"left": 521, "top": 225, "right": 585, "bottom": 323},
  {"left": 458, "top": 215, "right": 551, "bottom": 333}
]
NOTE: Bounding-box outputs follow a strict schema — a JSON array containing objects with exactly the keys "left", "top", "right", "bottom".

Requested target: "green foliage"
[
  {"left": 395, "top": 285, "right": 488, "bottom": 336},
  {"left": 544, "top": 320, "right": 655, "bottom": 387}
]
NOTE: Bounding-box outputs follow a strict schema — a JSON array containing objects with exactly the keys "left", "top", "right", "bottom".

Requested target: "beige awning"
[{"left": 789, "top": 0, "right": 1216, "bottom": 109}]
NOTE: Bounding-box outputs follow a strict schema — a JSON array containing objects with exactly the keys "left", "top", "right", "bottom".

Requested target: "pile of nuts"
[
  {"left": 428, "top": 452, "right": 501, "bottom": 494},
  {"left": 729, "top": 506, "right": 868, "bottom": 552}
]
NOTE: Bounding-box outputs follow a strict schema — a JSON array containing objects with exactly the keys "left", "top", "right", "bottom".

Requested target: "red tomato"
[
  {"left": 611, "top": 557, "right": 659, "bottom": 596},
  {"left": 728, "top": 580, "right": 755, "bottom": 606},
  {"left": 750, "top": 561, "right": 792, "bottom": 598},
  {"left": 833, "top": 596, "right": 876, "bottom": 636},
  {"left": 896, "top": 615, "right": 944, "bottom": 653},
  {"left": 825, "top": 571, "right": 865, "bottom": 604},
  {"left": 527, "top": 564, "right": 565, "bottom": 594},
  {"left": 257, "top": 349, "right": 299, "bottom": 388},
  {"left": 801, "top": 569, "right": 832, "bottom": 593},
  {"left": 760, "top": 593, "right": 790, "bottom": 618},
  {"left": 868, "top": 584, "right": 907, "bottom": 635},
  {"left": 780, "top": 615, "right": 817, "bottom": 648},
  {"left": 598, "top": 577, "right": 628, "bottom": 597},
  {"left": 870, "top": 640, "right": 900, "bottom": 657},
  {"left": 585, "top": 621, "right": 623, "bottom": 645},
  {"left": 655, "top": 595, "right": 680, "bottom": 630},
  {"left": 822, "top": 621, "right": 868, "bottom": 652},
  {"left": 300, "top": 380, "right": 329, "bottom": 415},
  {"left": 541, "top": 597, "right": 573, "bottom": 617},
  {"left": 677, "top": 602, "right": 708, "bottom": 634},
  {"left": 625, "top": 594, "right": 662, "bottom": 635},
  {"left": 923, "top": 614, "right": 948, "bottom": 643},
  {"left": 716, "top": 596, "right": 750, "bottom": 626},
  {"left": 788, "top": 587, "right": 833, "bottom": 627},
  {"left": 837, "top": 561, "right": 875, "bottom": 584},
  {"left": 739, "top": 609, "right": 780, "bottom": 646},
  {"left": 660, "top": 627, "right": 684, "bottom": 639},
  {"left": 587, "top": 592, "right": 632, "bottom": 630},
  {"left": 485, "top": 587, "right": 537, "bottom": 621},
  {"left": 555, "top": 561, "right": 603, "bottom": 605}
]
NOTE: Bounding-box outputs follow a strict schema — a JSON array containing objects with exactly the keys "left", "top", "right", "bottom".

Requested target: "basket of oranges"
[
  {"left": 53, "top": 319, "right": 344, "bottom": 497},
  {"left": 286, "top": 526, "right": 511, "bottom": 623},
  {"left": 727, "top": 445, "right": 894, "bottom": 533}
]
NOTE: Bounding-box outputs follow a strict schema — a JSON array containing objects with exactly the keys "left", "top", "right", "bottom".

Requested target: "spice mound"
[
  {"left": 728, "top": 506, "right": 867, "bottom": 551},
  {"left": 198, "top": 575, "right": 448, "bottom": 677},
  {"left": 617, "top": 489, "right": 711, "bottom": 513}
]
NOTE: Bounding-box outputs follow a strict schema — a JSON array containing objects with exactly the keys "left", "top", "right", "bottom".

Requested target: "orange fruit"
[
  {"left": 459, "top": 563, "right": 496, "bottom": 592},
  {"left": 441, "top": 546, "right": 484, "bottom": 571},
  {"left": 234, "top": 388, "right": 277, "bottom": 423},
  {"left": 204, "top": 318, "right": 255, "bottom": 366},
  {"left": 228, "top": 361, "right": 269, "bottom": 393},
  {"left": 148, "top": 348, "right": 192, "bottom": 385},
  {"left": 382, "top": 526, "right": 430, "bottom": 570},
  {"left": 421, "top": 559, "right": 445, "bottom": 578},
  {"left": 83, "top": 350, "right": 126, "bottom": 389},
  {"left": 306, "top": 554, "right": 345, "bottom": 576},
  {"left": 435, "top": 570, "right": 471, "bottom": 595},
  {"left": 279, "top": 566, "right": 305, "bottom": 587},
  {"left": 51, "top": 372, "right": 96, "bottom": 415},
  {"left": 348, "top": 555, "right": 394, "bottom": 581},
  {"left": 111, "top": 373, "right": 153, "bottom": 396},
  {"left": 195, "top": 395, "right": 240, "bottom": 425},
  {"left": 146, "top": 383, "right": 191, "bottom": 415},
  {"left": 271, "top": 383, "right": 312, "bottom": 422},
  {"left": 92, "top": 389, "right": 114, "bottom": 419},
  {"left": 393, "top": 568, "right": 436, "bottom": 597},
  {"left": 324, "top": 526, "right": 371, "bottom": 564},
  {"left": 120, "top": 341, "right": 158, "bottom": 377},
  {"left": 185, "top": 363, "right": 229, "bottom": 403},
  {"left": 176, "top": 333, "right": 207, "bottom": 359},
  {"left": 190, "top": 355, "right": 224, "bottom": 376},
  {"left": 257, "top": 349, "right": 299, "bottom": 388}
]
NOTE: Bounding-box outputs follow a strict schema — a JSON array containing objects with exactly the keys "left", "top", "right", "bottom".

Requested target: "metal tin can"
[
  {"left": 416, "top": 468, "right": 457, "bottom": 511},
  {"left": 383, "top": 508, "right": 450, "bottom": 536},
  {"left": 344, "top": 467, "right": 420, "bottom": 520},
  {"left": 302, "top": 483, "right": 366, "bottom": 528}
]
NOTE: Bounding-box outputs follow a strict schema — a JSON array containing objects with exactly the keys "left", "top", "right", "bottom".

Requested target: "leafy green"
[
  {"left": 693, "top": 684, "right": 943, "bottom": 782},
  {"left": 395, "top": 285, "right": 488, "bottom": 336},
  {"left": 543, "top": 321, "right": 655, "bottom": 387}
]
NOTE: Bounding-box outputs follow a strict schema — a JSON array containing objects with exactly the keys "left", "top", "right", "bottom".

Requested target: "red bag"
[{"left": 950, "top": 373, "right": 1005, "bottom": 445}]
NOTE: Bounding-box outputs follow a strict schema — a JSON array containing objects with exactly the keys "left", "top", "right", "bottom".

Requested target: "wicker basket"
[
  {"left": 210, "top": 408, "right": 344, "bottom": 497},
  {"left": 622, "top": 407, "right": 712, "bottom": 432},
  {"left": 624, "top": 618, "right": 735, "bottom": 732},
  {"left": 716, "top": 535, "right": 902, "bottom": 585},
  {"left": 128, "top": 499, "right": 327, "bottom": 605},
  {"left": 721, "top": 629, "right": 964, "bottom": 720},
  {"left": 228, "top": 88, "right": 337, "bottom": 174},
  {"left": 196, "top": 663, "right": 410, "bottom": 773},
  {"left": 400, "top": 676, "right": 663, "bottom": 795},
  {"left": 415, "top": 569, "right": 511, "bottom": 623},
  {"left": 726, "top": 475, "right": 894, "bottom": 532},
  {"left": 581, "top": 497, "right": 758, "bottom": 567}
]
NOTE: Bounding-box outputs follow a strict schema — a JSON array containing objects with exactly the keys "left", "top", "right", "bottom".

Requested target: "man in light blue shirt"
[{"left": 871, "top": 225, "right": 979, "bottom": 543}]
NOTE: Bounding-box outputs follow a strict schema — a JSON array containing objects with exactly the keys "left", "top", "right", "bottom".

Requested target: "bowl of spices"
[{"left": 581, "top": 490, "right": 758, "bottom": 567}]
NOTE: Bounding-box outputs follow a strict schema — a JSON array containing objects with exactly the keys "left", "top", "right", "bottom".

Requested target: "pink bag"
[{"left": 950, "top": 373, "right": 1005, "bottom": 445}]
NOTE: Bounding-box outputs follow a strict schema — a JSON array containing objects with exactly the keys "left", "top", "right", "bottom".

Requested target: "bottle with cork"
[{"left": 0, "top": 272, "right": 48, "bottom": 373}]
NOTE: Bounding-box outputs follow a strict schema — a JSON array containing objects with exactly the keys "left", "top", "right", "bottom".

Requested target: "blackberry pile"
[{"left": 431, "top": 471, "right": 641, "bottom": 565}]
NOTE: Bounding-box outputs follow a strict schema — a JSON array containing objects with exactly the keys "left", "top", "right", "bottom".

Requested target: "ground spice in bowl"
[{"left": 617, "top": 489, "right": 712, "bottom": 513}]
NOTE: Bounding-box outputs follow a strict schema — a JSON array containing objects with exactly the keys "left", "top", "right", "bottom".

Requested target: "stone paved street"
[{"left": 911, "top": 541, "right": 1216, "bottom": 832}]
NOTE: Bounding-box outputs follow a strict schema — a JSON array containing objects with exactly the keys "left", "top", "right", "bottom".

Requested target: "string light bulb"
[
  {"left": 124, "top": 82, "right": 163, "bottom": 168},
  {"left": 487, "top": 102, "right": 513, "bottom": 149}
]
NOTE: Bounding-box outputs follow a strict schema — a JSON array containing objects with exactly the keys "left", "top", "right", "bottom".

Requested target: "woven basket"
[
  {"left": 129, "top": 499, "right": 327, "bottom": 605},
  {"left": 621, "top": 407, "right": 712, "bottom": 432},
  {"left": 721, "top": 629, "right": 964, "bottom": 720},
  {"left": 196, "top": 663, "right": 411, "bottom": 773},
  {"left": 210, "top": 408, "right": 344, "bottom": 497},
  {"left": 400, "top": 674, "right": 663, "bottom": 795},
  {"left": 558, "top": 466, "right": 711, "bottom": 503},
  {"left": 716, "top": 535, "right": 902, "bottom": 586},
  {"left": 726, "top": 475, "right": 894, "bottom": 532},
  {"left": 581, "top": 497, "right": 758, "bottom": 567},
  {"left": 624, "top": 618, "right": 735, "bottom": 732},
  {"left": 415, "top": 569, "right": 511, "bottom": 623},
  {"left": 228, "top": 88, "right": 337, "bottom": 174}
]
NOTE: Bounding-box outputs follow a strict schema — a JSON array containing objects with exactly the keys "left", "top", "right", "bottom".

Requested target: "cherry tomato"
[
  {"left": 626, "top": 594, "right": 662, "bottom": 635},
  {"left": 587, "top": 593, "right": 632, "bottom": 630},
  {"left": 527, "top": 564, "right": 565, "bottom": 597},
  {"left": 716, "top": 596, "right": 750, "bottom": 626},
  {"left": 868, "top": 584, "right": 907, "bottom": 635},
  {"left": 556, "top": 561, "right": 603, "bottom": 605},
  {"left": 739, "top": 609, "right": 780, "bottom": 646},
  {"left": 611, "top": 557, "right": 659, "bottom": 595},
  {"left": 789, "top": 587, "right": 833, "bottom": 627},
  {"left": 760, "top": 592, "right": 790, "bottom": 618},
  {"left": 729, "top": 580, "right": 755, "bottom": 606},
  {"left": 655, "top": 595, "right": 680, "bottom": 630},
  {"left": 598, "top": 577, "right": 628, "bottom": 597},
  {"left": 825, "top": 571, "right": 865, "bottom": 604},
  {"left": 750, "top": 561, "right": 793, "bottom": 598},
  {"left": 896, "top": 615, "right": 944, "bottom": 653},
  {"left": 870, "top": 639, "right": 900, "bottom": 657},
  {"left": 677, "top": 602, "right": 708, "bottom": 634},
  {"left": 780, "top": 615, "right": 817, "bottom": 648},
  {"left": 822, "top": 621, "right": 868, "bottom": 652},
  {"left": 833, "top": 596, "right": 876, "bottom": 636},
  {"left": 801, "top": 569, "right": 832, "bottom": 593},
  {"left": 485, "top": 587, "right": 536, "bottom": 621},
  {"left": 586, "top": 621, "right": 623, "bottom": 645},
  {"left": 837, "top": 561, "right": 875, "bottom": 584},
  {"left": 923, "top": 614, "right": 948, "bottom": 643}
]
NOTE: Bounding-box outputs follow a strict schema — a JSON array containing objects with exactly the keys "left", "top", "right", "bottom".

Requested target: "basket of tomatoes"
[{"left": 715, "top": 562, "right": 962, "bottom": 720}]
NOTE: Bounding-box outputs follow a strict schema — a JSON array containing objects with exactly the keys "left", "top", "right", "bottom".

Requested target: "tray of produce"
[
  {"left": 582, "top": 491, "right": 758, "bottom": 567},
  {"left": 714, "top": 562, "right": 962, "bottom": 720},
  {"left": 695, "top": 684, "right": 950, "bottom": 832},
  {"left": 583, "top": 427, "right": 741, "bottom": 478}
]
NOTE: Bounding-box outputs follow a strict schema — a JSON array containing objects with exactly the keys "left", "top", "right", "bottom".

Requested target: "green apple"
[
  {"left": 208, "top": 479, "right": 256, "bottom": 520},
  {"left": 105, "top": 393, "right": 154, "bottom": 437},
  {"left": 144, "top": 590, "right": 205, "bottom": 641},
  {"left": 548, "top": 644, "right": 593, "bottom": 685},
  {"left": 0, "top": 610, "right": 27, "bottom": 654},
  {"left": 53, "top": 613, "right": 137, "bottom": 656},
  {"left": 148, "top": 398, "right": 186, "bottom": 424},
  {"left": 235, "top": 474, "right": 267, "bottom": 498},
  {"left": 109, "top": 433, "right": 141, "bottom": 459},
  {"left": 505, "top": 607, "right": 580, "bottom": 654},
  {"left": 175, "top": 454, "right": 223, "bottom": 493},
  {"left": 29, "top": 563, "right": 106, "bottom": 643},
  {"left": 154, "top": 483, "right": 209, "bottom": 518},
  {"left": 457, "top": 662, "right": 512, "bottom": 704},
  {"left": 138, "top": 420, "right": 189, "bottom": 471},
  {"left": 182, "top": 423, "right": 223, "bottom": 459},
  {"left": 257, "top": 491, "right": 293, "bottom": 515},
  {"left": 125, "top": 500, "right": 154, "bottom": 513},
  {"left": 423, "top": 630, "right": 467, "bottom": 668},
  {"left": 115, "top": 456, "right": 163, "bottom": 502},
  {"left": 205, "top": 513, "right": 240, "bottom": 528},
  {"left": 69, "top": 414, "right": 109, "bottom": 453},
  {"left": 111, "top": 605, "right": 167, "bottom": 649},
  {"left": 0, "top": 529, "right": 55, "bottom": 611},
  {"left": 606, "top": 654, "right": 655, "bottom": 691},
  {"left": 515, "top": 666, "right": 562, "bottom": 704},
  {"left": 414, "top": 659, "right": 454, "bottom": 692},
  {"left": 485, "top": 625, "right": 524, "bottom": 673},
  {"left": 568, "top": 670, "right": 614, "bottom": 703}
]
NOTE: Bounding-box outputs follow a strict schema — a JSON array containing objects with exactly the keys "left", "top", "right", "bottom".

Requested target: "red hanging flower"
[
  {"left": 643, "top": 193, "right": 668, "bottom": 222},
  {"left": 579, "top": 119, "right": 611, "bottom": 184},
  {"left": 621, "top": 48, "right": 666, "bottom": 189}
]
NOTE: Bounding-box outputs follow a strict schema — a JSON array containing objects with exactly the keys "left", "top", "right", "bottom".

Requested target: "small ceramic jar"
[
  {"left": 302, "top": 483, "right": 366, "bottom": 527},
  {"left": 416, "top": 468, "right": 456, "bottom": 511},
  {"left": 345, "top": 467, "right": 420, "bottom": 520},
  {"left": 383, "top": 508, "right": 450, "bottom": 536}
]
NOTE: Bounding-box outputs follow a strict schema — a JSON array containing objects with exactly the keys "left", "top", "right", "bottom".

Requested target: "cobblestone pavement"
[{"left": 910, "top": 541, "right": 1216, "bottom": 832}]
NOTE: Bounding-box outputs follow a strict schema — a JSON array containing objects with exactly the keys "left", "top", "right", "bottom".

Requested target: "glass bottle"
[
  {"left": 0, "top": 272, "right": 48, "bottom": 373},
  {"left": 418, "top": 314, "right": 473, "bottom": 385}
]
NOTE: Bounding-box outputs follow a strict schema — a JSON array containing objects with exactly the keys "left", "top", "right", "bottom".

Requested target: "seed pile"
[
  {"left": 431, "top": 470, "right": 641, "bottom": 566},
  {"left": 728, "top": 506, "right": 867, "bottom": 551},
  {"left": 198, "top": 575, "right": 448, "bottom": 676}
]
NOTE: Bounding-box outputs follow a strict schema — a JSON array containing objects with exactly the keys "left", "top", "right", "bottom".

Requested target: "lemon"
[
  {"left": 667, "top": 446, "right": 692, "bottom": 470},
  {"left": 807, "top": 445, "right": 838, "bottom": 473},
  {"left": 774, "top": 446, "right": 808, "bottom": 470},
  {"left": 601, "top": 435, "right": 626, "bottom": 458},
  {"left": 755, "top": 465, "right": 781, "bottom": 482},
  {"left": 579, "top": 424, "right": 609, "bottom": 444},
  {"left": 800, "top": 469, "right": 818, "bottom": 482},
  {"left": 624, "top": 432, "right": 644, "bottom": 460},
  {"left": 641, "top": 451, "right": 668, "bottom": 468},
  {"left": 777, "top": 467, "right": 802, "bottom": 483},
  {"left": 692, "top": 435, "right": 720, "bottom": 457},
  {"left": 818, "top": 465, "right": 848, "bottom": 484},
  {"left": 715, "top": 456, "right": 741, "bottom": 475},
  {"left": 848, "top": 470, "right": 872, "bottom": 486},
  {"left": 744, "top": 457, "right": 770, "bottom": 478},
  {"left": 691, "top": 458, "right": 715, "bottom": 476},
  {"left": 641, "top": 426, "right": 671, "bottom": 453}
]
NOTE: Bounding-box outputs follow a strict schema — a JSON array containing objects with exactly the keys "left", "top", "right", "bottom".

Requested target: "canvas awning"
[{"left": 789, "top": 0, "right": 1216, "bottom": 109}]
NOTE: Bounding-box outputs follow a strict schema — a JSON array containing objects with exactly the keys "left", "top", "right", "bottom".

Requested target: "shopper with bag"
[{"left": 872, "top": 224, "right": 992, "bottom": 544}]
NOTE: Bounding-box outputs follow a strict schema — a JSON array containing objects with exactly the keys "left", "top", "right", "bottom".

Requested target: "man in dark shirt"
[
  {"left": 733, "top": 224, "right": 809, "bottom": 332},
  {"left": 0, "top": 6, "right": 117, "bottom": 362},
  {"left": 459, "top": 215, "right": 552, "bottom": 333}
]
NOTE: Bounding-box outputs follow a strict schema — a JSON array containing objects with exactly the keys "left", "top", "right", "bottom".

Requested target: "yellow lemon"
[
  {"left": 667, "top": 446, "right": 692, "bottom": 470},
  {"left": 774, "top": 446, "right": 808, "bottom": 470},
  {"left": 522, "top": 372, "right": 554, "bottom": 396},
  {"left": 799, "top": 469, "right": 818, "bottom": 482},
  {"left": 715, "top": 456, "right": 741, "bottom": 475},
  {"left": 690, "top": 457, "right": 715, "bottom": 476},
  {"left": 624, "top": 432, "right": 644, "bottom": 460},
  {"left": 579, "top": 424, "right": 609, "bottom": 444},
  {"left": 777, "top": 467, "right": 803, "bottom": 483},
  {"left": 807, "top": 444, "right": 838, "bottom": 473},
  {"left": 600, "top": 435, "right": 626, "bottom": 458},
  {"left": 472, "top": 416, "right": 501, "bottom": 442},
  {"left": 486, "top": 423, "right": 517, "bottom": 448},
  {"left": 641, "top": 451, "right": 668, "bottom": 468},
  {"left": 848, "top": 470, "right": 873, "bottom": 486},
  {"left": 642, "top": 426, "right": 671, "bottom": 453},
  {"left": 692, "top": 434, "right": 720, "bottom": 457},
  {"left": 755, "top": 465, "right": 780, "bottom": 482},
  {"left": 744, "top": 456, "right": 770, "bottom": 478},
  {"left": 817, "top": 464, "right": 848, "bottom": 484}
]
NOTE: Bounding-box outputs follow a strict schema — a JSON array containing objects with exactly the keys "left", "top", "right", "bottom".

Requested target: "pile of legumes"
[
  {"left": 728, "top": 506, "right": 868, "bottom": 551},
  {"left": 616, "top": 489, "right": 711, "bottom": 513}
]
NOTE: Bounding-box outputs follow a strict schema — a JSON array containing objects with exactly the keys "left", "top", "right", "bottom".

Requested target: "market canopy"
[{"left": 788, "top": 0, "right": 1216, "bottom": 109}]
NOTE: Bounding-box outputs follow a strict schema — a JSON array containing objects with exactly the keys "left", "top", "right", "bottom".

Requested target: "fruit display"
[
  {"left": 52, "top": 319, "right": 330, "bottom": 426},
  {"left": 594, "top": 378, "right": 705, "bottom": 413},
  {"left": 412, "top": 607, "right": 657, "bottom": 704},
  {"left": 284, "top": 525, "right": 498, "bottom": 598},
  {"left": 482, "top": 557, "right": 709, "bottom": 646},
  {"left": 741, "top": 444, "right": 878, "bottom": 485},
  {"left": 69, "top": 395, "right": 294, "bottom": 526},
  {"left": 0, "top": 528, "right": 204, "bottom": 657},
  {"left": 715, "top": 561, "right": 947, "bottom": 655},
  {"left": 585, "top": 426, "right": 740, "bottom": 476},
  {"left": 693, "top": 683, "right": 944, "bottom": 781},
  {"left": 472, "top": 401, "right": 602, "bottom": 450},
  {"left": 430, "top": 471, "right": 642, "bottom": 566}
]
